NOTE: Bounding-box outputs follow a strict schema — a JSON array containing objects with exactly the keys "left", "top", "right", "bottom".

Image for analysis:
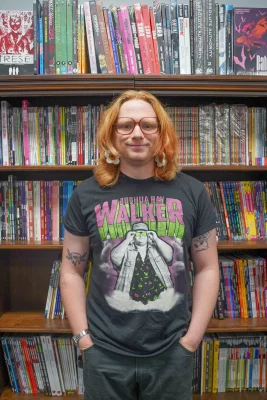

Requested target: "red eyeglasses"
[{"left": 114, "top": 117, "right": 160, "bottom": 135}]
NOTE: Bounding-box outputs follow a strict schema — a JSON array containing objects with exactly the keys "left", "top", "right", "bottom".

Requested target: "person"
[{"left": 60, "top": 90, "right": 219, "bottom": 400}]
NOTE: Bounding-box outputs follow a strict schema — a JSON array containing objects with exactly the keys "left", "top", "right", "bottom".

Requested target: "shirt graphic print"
[{"left": 95, "top": 195, "right": 185, "bottom": 312}]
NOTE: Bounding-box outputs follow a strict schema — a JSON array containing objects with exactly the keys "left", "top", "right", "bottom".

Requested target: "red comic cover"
[
  {"left": 0, "top": 11, "right": 34, "bottom": 75},
  {"left": 234, "top": 8, "right": 267, "bottom": 75}
]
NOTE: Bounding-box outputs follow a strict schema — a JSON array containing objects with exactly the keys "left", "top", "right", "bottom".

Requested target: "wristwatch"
[{"left": 72, "top": 329, "right": 90, "bottom": 346}]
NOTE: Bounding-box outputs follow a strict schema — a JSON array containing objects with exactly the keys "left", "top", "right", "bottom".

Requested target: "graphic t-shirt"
[{"left": 64, "top": 172, "right": 217, "bottom": 357}]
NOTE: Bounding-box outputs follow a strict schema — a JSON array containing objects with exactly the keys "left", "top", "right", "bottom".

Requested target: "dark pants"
[{"left": 83, "top": 341, "right": 194, "bottom": 400}]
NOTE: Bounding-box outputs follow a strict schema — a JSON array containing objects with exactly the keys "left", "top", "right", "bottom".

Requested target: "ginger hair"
[{"left": 94, "top": 90, "right": 180, "bottom": 187}]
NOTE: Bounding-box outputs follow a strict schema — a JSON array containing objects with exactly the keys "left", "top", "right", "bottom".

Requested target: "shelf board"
[
  {"left": 0, "top": 165, "right": 267, "bottom": 172},
  {"left": 1, "top": 389, "right": 266, "bottom": 400},
  {"left": 0, "top": 74, "right": 267, "bottom": 98},
  {"left": 0, "top": 312, "right": 70, "bottom": 333},
  {"left": 1, "top": 240, "right": 267, "bottom": 250},
  {"left": 1, "top": 313, "right": 267, "bottom": 333},
  {"left": 134, "top": 74, "right": 267, "bottom": 97},
  {"left": 0, "top": 74, "right": 134, "bottom": 97}
]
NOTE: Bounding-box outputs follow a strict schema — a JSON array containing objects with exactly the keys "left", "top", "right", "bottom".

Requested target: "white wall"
[{"left": 1, "top": 0, "right": 267, "bottom": 11}]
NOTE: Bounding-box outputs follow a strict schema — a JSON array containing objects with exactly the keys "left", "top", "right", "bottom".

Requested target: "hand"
[
  {"left": 147, "top": 231, "right": 157, "bottom": 243},
  {"left": 78, "top": 334, "right": 94, "bottom": 352},
  {"left": 179, "top": 336, "right": 197, "bottom": 353},
  {"left": 126, "top": 231, "right": 136, "bottom": 243}
]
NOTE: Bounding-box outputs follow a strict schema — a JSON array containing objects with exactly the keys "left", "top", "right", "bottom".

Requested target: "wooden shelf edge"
[
  {"left": 1, "top": 313, "right": 267, "bottom": 333},
  {"left": 1, "top": 240, "right": 267, "bottom": 250},
  {"left": 0, "top": 165, "right": 267, "bottom": 172}
]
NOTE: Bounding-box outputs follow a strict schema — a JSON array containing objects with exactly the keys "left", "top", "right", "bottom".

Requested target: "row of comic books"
[
  {"left": 189, "top": 253, "right": 267, "bottom": 320},
  {"left": 0, "top": 101, "right": 104, "bottom": 167},
  {"left": 0, "top": 176, "right": 267, "bottom": 242},
  {"left": 1, "top": 334, "right": 84, "bottom": 396},
  {"left": 1, "top": 101, "right": 267, "bottom": 167},
  {"left": 0, "top": 177, "right": 80, "bottom": 242},
  {"left": 197, "top": 333, "right": 267, "bottom": 394},
  {"left": 44, "top": 260, "right": 92, "bottom": 319},
  {"left": 0, "top": 3, "right": 267, "bottom": 75},
  {"left": 205, "top": 181, "right": 267, "bottom": 241}
]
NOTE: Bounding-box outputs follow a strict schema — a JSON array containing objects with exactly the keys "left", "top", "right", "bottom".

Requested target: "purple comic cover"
[{"left": 234, "top": 8, "right": 267, "bottom": 75}]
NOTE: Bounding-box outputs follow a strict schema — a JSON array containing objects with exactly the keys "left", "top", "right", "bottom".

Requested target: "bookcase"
[{"left": 1, "top": 74, "right": 267, "bottom": 400}]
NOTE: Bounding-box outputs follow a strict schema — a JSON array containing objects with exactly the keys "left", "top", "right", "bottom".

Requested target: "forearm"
[
  {"left": 185, "top": 267, "right": 219, "bottom": 349},
  {"left": 60, "top": 272, "right": 88, "bottom": 335}
]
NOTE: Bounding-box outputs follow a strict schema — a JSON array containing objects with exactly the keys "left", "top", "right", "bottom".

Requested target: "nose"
[{"left": 131, "top": 123, "right": 144, "bottom": 138}]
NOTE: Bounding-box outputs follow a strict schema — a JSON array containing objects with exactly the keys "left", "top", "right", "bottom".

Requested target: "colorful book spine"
[
  {"left": 67, "top": 0, "right": 74, "bottom": 74},
  {"left": 105, "top": 7, "right": 120, "bottom": 73},
  {"left": 96, "top": 0, "right": 114, "bottom": 73},
  {"left": 134, "top": 2, "right": 151, "bottom": 74},
  {"left": 120, "top": 3, "right": 138, "bottom": 74},
  {"left": 110, "top": 4, "right": 127, "bottom": 73},
  {"left": 90, "top": 0, "right": 108, "bottom": 73},
  {"left": 60, "top": 0, "right": 68, "bottom": 74},
  {"left": 39, "top": 17, "right": 44, "bottom": 74},
  {"left": 103, "top": 8, "right": 116, "bottom": 73},
  {"left": 22, "top": 101, "right": 30, "bottom": 166},
  {"left": 84, "top": 2, "right": 98, "bottom": 74},
  {"left": 141, "top": 4, "right": 156, "bottom": 74},
  {"left": 55, "top": 0, "right": 61, "bottom": 74},
  {"left": 48, "top": 0, "right": 55, "bottom": 74},
  {"left": 117, "top": 7, "right": 131, "bottom": 73}
]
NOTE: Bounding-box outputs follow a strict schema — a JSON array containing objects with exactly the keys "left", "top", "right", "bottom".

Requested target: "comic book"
[
  {"left": 234, "top": 8, "right": 267, "bottom": 75},
  {"left": 0, "top": 11, "right": 34, "bottom": 75}
]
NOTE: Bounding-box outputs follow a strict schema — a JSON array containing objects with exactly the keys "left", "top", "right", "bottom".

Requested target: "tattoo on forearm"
[
  {"left": 193, "top": 231, "right": 212, "bottom": 252},
  {"left": 66, "top": 248, "right": 87, "bottom": 266}
]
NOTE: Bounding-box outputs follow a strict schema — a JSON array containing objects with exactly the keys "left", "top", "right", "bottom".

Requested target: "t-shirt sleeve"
[
  {"left": 63, "top": 189, "right": 89, "bottom": 236},
  {"left": 193, "top": 187, "right": 218, "bottom": 238}
]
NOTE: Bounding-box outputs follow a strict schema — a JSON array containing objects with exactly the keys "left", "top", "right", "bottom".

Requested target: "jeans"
[{"left": 83, "top": 341, "right": 194, "bottom": 400}]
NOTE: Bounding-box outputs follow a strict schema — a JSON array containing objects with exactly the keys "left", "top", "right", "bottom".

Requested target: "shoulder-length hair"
[{"left": 94, "top": 90, "right": 179, "bottom": 187}]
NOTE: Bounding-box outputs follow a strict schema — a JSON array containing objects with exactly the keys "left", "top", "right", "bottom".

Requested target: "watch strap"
[{"left": 72, "top": 329, "right": 90, "bottom": 346}]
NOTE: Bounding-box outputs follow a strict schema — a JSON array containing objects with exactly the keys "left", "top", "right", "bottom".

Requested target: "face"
[
  {"left": 134, "top": 231, "right": 148, "bottom": 246},
  {"left": 113, "top": 99, "right": 160, "bottom": 171}
]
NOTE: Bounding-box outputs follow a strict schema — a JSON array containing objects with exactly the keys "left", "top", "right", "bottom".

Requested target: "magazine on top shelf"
[
  {"left": 0, "top": 10, "right": 34, "bottom": 75},
  {"left": 234, "top": 8, "right": 267, "bottom": 75}
]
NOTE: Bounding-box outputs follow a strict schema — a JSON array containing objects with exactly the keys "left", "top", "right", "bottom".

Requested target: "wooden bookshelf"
[
  {"left": 1, "top": 74, "right": 267, "bottom": 399},
  {"left": 1, "top": 312, "right": 267, "bottom": 334},
  {"left": 0, "top": 389, "right": 266, "bottom": 400}
]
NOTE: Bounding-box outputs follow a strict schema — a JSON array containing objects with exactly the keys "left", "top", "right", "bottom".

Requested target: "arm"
[
  {"left": 60, "top": 230, "right": 93, "bottom": 350},
  {"left": 179, "top": 228, "right": 219, "bottom": 351},
  {"left": 111, "top": 231, "right": 136, "bottom": 266}
]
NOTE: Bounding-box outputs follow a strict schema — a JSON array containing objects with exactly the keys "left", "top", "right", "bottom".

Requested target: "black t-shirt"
[{"left": 64, "top": 172, "right": 217, "bottom": 357}]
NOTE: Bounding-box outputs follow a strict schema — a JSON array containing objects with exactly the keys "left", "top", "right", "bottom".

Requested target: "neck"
[{"left": 120, "top": 160, "right": 154, "bottom": 179}]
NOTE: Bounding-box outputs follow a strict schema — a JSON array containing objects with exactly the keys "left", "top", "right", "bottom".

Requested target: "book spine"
[
  {"left": 142, "top": 4, "right": 156, "bottom": 74},
  {"left": 206, "top": 0, "right": 215, "bottom": 74},
  {"left": 161, "top": 3, "right": 170, "bottom": 74},
  {"left": 84, "top": 2, "right": 98, "bottom": 74},
  {"left": 184, "top": 4, "right": 191, "bottom": 74},
  {"left": 218, "top": 4, "right": 226, "bottom": 75},
  {"left": 96, "top": 0, "right": 114, "bottom": 73},
  {"left": 72, "top": 0, "right": 78, "bottom": 74},
  {"left": 120, "top": 4, "right": 138, "bottom": 74},
  {"left": 117, "top": 7, "right": 131, "bottom": 73},
  {"left": 110, "top": 4, "right": 127, "bottom": 73},
  {"left": 153, "top": 0, "right": 165, "bottom": 74},
  {"left": 90, "top": 0, "right": 108, "bottom": 73},
  {"left": 1, "top": 101, "right": 10, "bottom": 166},
  {"left": 165, "top": 4, "right": 172, "bottom": 74},
  {"left": 134, "top": 2, "right": 151, "bottom": 74},
  {"left": 22, "top": 101, "right": 30, "bottom": 166},
  {"left": 225, "top": 4, "right": 233, "bottom": 75},
  {"left": 194, "top": 0, "right": 204, "bottom": 74},
  {"left": 103, "top": 8, "right": 116, "bottom": 73},
  {"left": 149, "top": 7, "right": 160, "bottom": 74},
  {"left": 106, "top": 7, "right": 121, "bottom": 73},
  {"left": 215, "top": 3, "right": 219, "bottom": 75},
  {"left": 33, "top": 0, "right": 40, "bottom": 74},
  {"left": 55, "top": 0, "right": 61, "bottom": 74},
  {"left": 39, "top": 17, "right": 44, "bottom": 74},
  {"left": 67, "top": 0, "right": 74, "bottom": 74},
  {"left": 43, "top": 1, "right": 49, "bottom": 74},
  {"left": 178, "top": 3, "right": 185, "bottom": 74},
  {"left": 60, "top": 0, "right": 67, "bottom": 74},
  {"left": 189, "top": 0, "right": 194, "bottom": 74},
  {"left": 170, "top": 0, "right": 179, "bottom": 74},
  {"left": 48, "top": 0, "right": 55, "bottom": 74}
]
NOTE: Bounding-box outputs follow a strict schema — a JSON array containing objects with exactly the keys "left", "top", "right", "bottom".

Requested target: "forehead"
[{"left": 118, "top": 99, "right": 156, "bottom": 117}]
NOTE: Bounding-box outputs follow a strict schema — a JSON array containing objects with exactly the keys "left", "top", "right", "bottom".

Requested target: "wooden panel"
[
  {"left": 1, "top": 313, "right": 267, "bottom": 333},
  {"left": 9, "top": 250, "right": 60, "bottom": 311},
  {"left": 0, "top": 75, "right": 134, "bottom": 97},
  {"left": 0, "top": 312, "right": 70, "bottom": 333},
  {"left": 1, "top": 388, "right": 267, "bottom": 400}
]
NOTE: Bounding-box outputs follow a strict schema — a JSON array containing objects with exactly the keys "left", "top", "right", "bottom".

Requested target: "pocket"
[
  {"left": 177, "top": 341, "right": 195, "bottom": 355},
  {"left": 82, "top": 344, "right": 95, "bottom": 355}
]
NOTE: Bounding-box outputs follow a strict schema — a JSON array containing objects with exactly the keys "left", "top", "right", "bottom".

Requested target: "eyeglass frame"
[{"left": 114, "top": 117, "right": 160, "bottom": 135}]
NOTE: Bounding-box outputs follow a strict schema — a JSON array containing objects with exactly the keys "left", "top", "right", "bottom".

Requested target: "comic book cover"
[
  {"left": 0, "top": 11, "right": 34, "bottom": 75},
  {"left": 234, "top": 8, "right": 267, "bottom": 75}
]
